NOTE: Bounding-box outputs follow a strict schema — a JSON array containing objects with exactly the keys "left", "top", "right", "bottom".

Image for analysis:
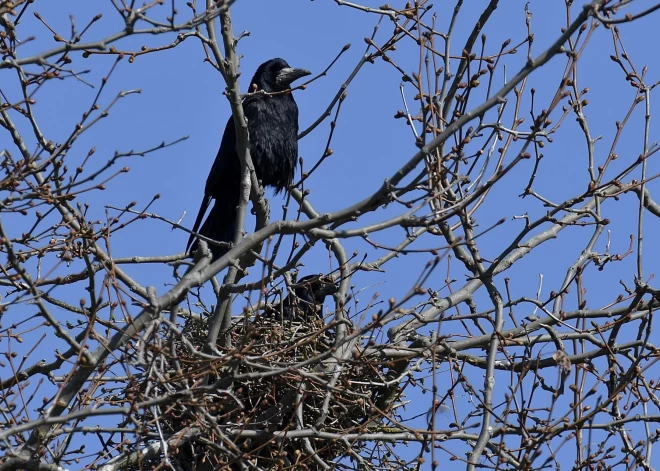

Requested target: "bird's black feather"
[
  {"left": 266, "top": 274, "right": 339, "bottom": 321},
  {"left": 187, "top": 58, "right": 310, "bottom": 260}
]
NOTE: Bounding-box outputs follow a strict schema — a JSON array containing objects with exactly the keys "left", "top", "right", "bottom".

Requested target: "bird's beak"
[
  {"left": 316, "top": 280, "right": 339, "bottom": 298},
  {"left": 276, "top": 67, "right": 312, "bottom": 86}
]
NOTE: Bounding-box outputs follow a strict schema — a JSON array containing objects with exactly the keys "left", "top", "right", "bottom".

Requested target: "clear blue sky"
[{"left": 3, "top": 0, "right": 660, "bottom": 468}]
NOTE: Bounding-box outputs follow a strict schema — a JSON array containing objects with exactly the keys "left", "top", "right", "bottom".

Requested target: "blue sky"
[{"left": 3, "top": 0, "right": 660, "bottom": 469}]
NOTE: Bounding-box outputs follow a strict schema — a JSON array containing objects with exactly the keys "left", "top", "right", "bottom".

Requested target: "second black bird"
[
  {"left": 187, "top": 58, "right": 311, "bottom": 260},
  {"left": 266, "top": 274, "right": 339, "bottom": 321}
]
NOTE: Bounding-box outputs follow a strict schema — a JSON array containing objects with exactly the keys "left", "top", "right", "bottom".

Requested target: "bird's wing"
[
  {"left": 205, "top": 117, "right": 238, "bottom": 198},
  {"left": 187, "top": 115, "right": 238, "bottom": 255},
  {"left": 186, "top": 195, "right": 212, "bottom": 253}
]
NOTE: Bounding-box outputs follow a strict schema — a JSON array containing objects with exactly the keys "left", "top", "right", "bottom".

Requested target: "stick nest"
[{"left": 119, "top": 311, "right": 393, "bottom": 471}]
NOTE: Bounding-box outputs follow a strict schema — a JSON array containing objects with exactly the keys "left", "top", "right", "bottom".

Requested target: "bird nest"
[{"left": 120, "top": 309, "right": 391, "bottom": 471}]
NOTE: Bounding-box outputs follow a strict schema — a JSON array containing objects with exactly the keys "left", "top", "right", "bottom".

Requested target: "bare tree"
[{"left": 2, "top": 0, "right": 660, "bottom": 470}]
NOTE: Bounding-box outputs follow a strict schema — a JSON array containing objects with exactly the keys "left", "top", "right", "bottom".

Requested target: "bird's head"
[
  {"left": 293, "top": 274, "right": 339, "bottom": 305},
  {"left": 250, "top": 58, "right": 311, "bottom": 93}
]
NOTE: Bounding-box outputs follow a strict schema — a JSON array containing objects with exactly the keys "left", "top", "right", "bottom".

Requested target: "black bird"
[
  {"left": 187, "top": 58, "right": 311, "bottom": 260},
  {"left": 266, "top": 274, "right": 339, "bottom": 321}
]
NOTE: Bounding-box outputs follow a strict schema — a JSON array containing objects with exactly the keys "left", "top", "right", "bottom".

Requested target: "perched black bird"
[
  {"left": 187, "top": 58, "right": 311, "bottom": 260},
  {"left": 266, "top": 274, "right": 339, "bottom": 321}
]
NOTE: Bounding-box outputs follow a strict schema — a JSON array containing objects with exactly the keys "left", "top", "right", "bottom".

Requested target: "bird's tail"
[{"left": 189, "top": 199, "right": 236, "bottom": 261}]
